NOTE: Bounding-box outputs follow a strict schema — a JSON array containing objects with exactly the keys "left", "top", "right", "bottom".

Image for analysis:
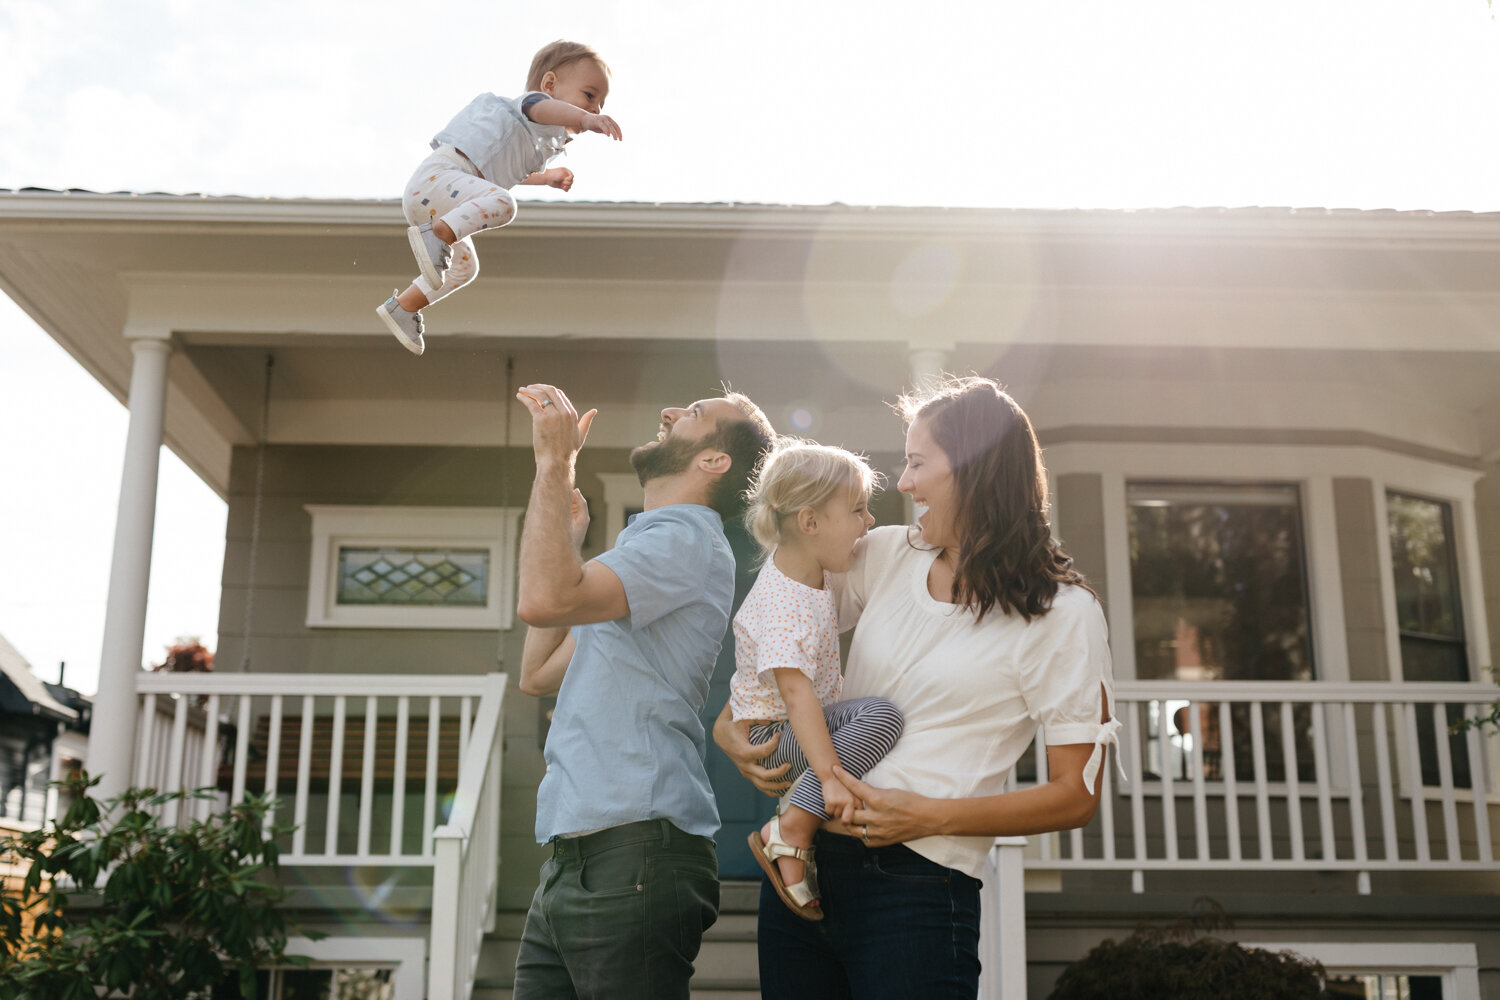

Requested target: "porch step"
[{"left": 471, "top": 880, "right": 761, "bottom": 997}]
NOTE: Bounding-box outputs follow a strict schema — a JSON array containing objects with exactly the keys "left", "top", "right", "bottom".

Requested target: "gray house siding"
[{"left": 1334, "top": 476, "right": 1391, "bottom": 683}]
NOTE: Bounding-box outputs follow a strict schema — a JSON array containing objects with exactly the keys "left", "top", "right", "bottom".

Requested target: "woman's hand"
[
  {"left": 712, "top": 701, "right": 792, "bottom": 796},
  {"left": 831, "top": 765, "right": 940, "bottom": 847}
]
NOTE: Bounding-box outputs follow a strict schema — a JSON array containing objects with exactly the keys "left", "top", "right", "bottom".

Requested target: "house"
[
  {"left": 0, "top": 633, "right": 89, "bottom": 830},
  {"left": 1, "top": 188, "right": 1498, "bottom": 998}
]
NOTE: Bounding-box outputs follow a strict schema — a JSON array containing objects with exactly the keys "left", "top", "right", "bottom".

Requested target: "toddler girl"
[
  {"left": 376, "top": 40, "right": 622, "bottom": 355},
  {"left": 732, "top": 440, "right": 903, "bottom": 920}
]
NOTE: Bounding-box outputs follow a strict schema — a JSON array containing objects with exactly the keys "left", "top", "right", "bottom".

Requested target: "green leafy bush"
[
  {"left": 1047, "top": 899, "right": 1325, "bottom": 1000},
  {"left": 0, "top": 771, "right": 320, "bottom": 1000}
]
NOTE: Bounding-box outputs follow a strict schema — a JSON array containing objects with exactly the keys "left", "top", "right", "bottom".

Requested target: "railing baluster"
[
  {"left": 264, "top": 696, "right": 283, "bottom": 834},
  {"left": 1310, "top": 702, "right": 1336, "bottom": 863},
  {"left": 164, "top": 694, "right": 191, "bottom": 826},
  {"left": 424, "top": 697, "right": 441, "bottom": 856},
  {"left": 138, "top": 693, "right": 158, "bottom": 788},
  {"left": 1219, "top": 701, "right": 1241, "bottom": 862},
  {"left": 325, "top": 695, "right": 347, "bottom": 856},
  {"left": 391, "top": 696, "right": 410, "bottom": 856},
  {"left": 1128, "top": 701, "right": 1146, "bottom": 891},
  {"left": 1431, "top": 702, "right": 1461, "bottom": 862},
  {"left": 1100, "top": 751, "right": 1116, "bottom": 862},
  {"left": 1463, "top": 705, "right": 1493, "bottom": 863},
  {"left": 1250, "top": 701, "right": 1271, "bottom": 860},
  {"left": 358, "top": 696, "right": 378, "bottom": 857},
  {"left": 293, "top": 695, "right": 315, "bottom": 857},
  {"left": 460, "top": 695, "right": 473, "bottom": 759},
  {"left": 197, "top": 694, "right": 220, "bottom": 823},
  {"left": 1158, "top": 702, "right": 1178, "bottom": 862},
  {"left": 1186, "top": 701, "right": 1209, "bottom": 860},
  {"left": 1399, "top": 702, "right": 1431, "bottom": 863},
  {"left": 232, "top": 696, "right": 251, "bottom": 805},
  {"left": 1341, "top": 702, "right": 1369, "bottom": 892},
  {"left": 1279, "top": 701, "right": 1305, "bottom": 862},
  {"left": 1371, "top": 702, "right": 1399, "bottom": 861}
]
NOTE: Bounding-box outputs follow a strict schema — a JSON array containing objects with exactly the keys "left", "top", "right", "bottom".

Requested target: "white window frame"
[
  {"left": 1245, "top": 941, "right": 1480, "bottom": 1000},
  {"left": 1046, "top": 442, "right": 1490, "bottom": 685},
  {"left": 269, "top": 936, "right": 425, "bottom": 1000},
  {"left": 305, "top": 505, "right": 521, "bottom": 630},
  {"left": 596, "top": 472, "right": 645, "bottom": 549}
]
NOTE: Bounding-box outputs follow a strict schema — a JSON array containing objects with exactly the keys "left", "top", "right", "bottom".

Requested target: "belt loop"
[{"left": 659, "top": 818, "right": 672, "bottom": 847}]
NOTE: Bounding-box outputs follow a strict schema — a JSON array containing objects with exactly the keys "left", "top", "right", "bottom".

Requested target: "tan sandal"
[{"left": 749, "top": 814, "right": 823, "bottom": 921}]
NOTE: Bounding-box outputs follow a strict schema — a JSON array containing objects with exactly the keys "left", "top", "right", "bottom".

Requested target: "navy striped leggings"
[{"left": 748, "top": 696, "right": 904, "bottom": 819}]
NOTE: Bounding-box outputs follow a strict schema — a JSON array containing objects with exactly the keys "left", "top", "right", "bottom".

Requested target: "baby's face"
[{"left": 544, "top": 59, "right": 610, "bottom": 117}]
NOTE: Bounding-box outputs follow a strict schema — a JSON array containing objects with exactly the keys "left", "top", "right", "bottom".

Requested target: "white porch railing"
[
  {"left": 429, "top": 674, "right": 506, "bottom": 1000},
  {"left": 132, "top": 671, "right": 507, "bottom": 1000},
  {"left": 979, "top": 679, "right": 1500, "bottom": 1000}
]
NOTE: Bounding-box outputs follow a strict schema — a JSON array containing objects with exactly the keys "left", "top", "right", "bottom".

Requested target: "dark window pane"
[
  {"left": 1388, "top": 493, "right": 1470, "bottom": 789},
  {"left": 1128, "top": 483, "right": 1315, "bottom": 683},
  {"left": 1388, "top": 492, "right": 1463, "bottom": 638}
]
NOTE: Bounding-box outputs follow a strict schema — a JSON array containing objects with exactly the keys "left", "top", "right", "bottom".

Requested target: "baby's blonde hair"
[
  {"left": 745, "top": 439, "right": 881, "bottom": 558},
  {"left": 526, "top": 40, "right": 611, "bottom": 91}
]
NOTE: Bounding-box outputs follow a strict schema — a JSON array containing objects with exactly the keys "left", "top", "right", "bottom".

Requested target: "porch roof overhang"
[{"left": 5, "top": 189, "right": 1500, "bottom": 497}]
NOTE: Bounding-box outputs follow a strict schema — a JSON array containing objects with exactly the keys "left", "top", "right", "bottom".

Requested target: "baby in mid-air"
[{"left": 376, "top": 40, "right": 621, "bottom": 355}]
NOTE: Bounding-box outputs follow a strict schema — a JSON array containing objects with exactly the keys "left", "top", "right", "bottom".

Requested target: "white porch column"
[
  {"left": 908, "top": 343, "right": 954, "bottom": 393},
  {"left": 87, "top": 335, "right": 172, "bottom": 801}
]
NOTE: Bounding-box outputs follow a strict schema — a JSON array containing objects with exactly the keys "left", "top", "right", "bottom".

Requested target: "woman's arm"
[
  {"left": 831, "top": 742, "right": 1104, "bottom": 847},
  {"left": 711, "top": 699, "right": 793, "bottom": 795}
]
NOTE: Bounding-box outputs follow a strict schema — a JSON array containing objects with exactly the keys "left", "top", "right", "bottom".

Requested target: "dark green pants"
[{"left": 513, "top": 819, "right": 720, "bottom": 1000}]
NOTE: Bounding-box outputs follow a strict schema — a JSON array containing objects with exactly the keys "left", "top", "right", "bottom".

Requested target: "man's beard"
[{"left": 629, "top": 433, "right": 702, "bottom": 486}]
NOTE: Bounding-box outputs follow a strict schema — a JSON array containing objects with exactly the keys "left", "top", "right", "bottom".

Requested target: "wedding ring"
[
  {"left": 861, "top": 825, "right": 870, "bottom": 844},
  {"left": 540, "top": 399, "right": 553, "bottom": 408}
]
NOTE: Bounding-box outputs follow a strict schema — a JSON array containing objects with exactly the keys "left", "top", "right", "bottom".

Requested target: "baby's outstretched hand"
[
  {"left": 581, "top": 113, "right": 622, "bottom": 140},
  {"left": 546, "top": 167, "right": 574, "bottom": 191}
]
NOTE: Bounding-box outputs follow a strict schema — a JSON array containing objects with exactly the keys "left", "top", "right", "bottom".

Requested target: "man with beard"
[{"left": 511, "top": 383, "right": 774, "bottom": 1000}]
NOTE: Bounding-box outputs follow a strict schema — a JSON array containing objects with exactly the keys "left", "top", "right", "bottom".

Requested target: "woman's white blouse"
[{"left": 834, "top": 525, "right": 1120, "bottom": 880}]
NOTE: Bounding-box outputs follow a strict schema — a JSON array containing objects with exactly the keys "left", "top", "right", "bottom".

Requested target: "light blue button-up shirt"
[{"left": 534, "top": 504, "right": 734, "bottom": 841}]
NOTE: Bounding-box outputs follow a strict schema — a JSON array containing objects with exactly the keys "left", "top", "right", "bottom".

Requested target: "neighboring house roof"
[{"left": 0, "top": 633, "right": 77, "bottom": 722}]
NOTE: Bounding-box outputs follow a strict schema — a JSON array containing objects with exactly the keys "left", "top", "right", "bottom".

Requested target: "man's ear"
[{"left": 697, "top": 450, "right": 732, "bottom": 476}]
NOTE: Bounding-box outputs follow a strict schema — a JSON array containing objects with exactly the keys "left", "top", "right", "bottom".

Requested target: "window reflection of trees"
[{"left": 1129, "top": 484, "right": 1316, "bottom": 783}]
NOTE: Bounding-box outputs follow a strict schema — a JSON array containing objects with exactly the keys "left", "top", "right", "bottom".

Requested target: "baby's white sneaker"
[
  {"left": 407, "top": 223, "right": 452, "bottom": 289},
  {"left": 377, "top": 292, "right": 425, "bottom": 355}
]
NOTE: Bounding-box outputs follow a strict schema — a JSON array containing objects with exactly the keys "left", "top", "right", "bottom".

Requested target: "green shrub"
[
  {"left": 0, "top": 771, "right": 320, "bottom": 1000},
  {"left": 1047, "top": 899, "right": 1325, "bottom": 1000}
]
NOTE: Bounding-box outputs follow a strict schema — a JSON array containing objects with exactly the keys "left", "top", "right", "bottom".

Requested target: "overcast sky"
[{"left": 2, "top": 0, "right": 1498, "bottom": 695}]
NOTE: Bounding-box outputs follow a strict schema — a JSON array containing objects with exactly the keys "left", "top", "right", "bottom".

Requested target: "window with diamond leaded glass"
[{"left": 337, "top": 547, "right": 489, "bottom": 606}]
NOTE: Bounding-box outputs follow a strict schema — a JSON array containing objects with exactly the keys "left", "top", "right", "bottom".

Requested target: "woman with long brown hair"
[{"left": 715, "top": 376, "right": 1120, "bottom": 999}]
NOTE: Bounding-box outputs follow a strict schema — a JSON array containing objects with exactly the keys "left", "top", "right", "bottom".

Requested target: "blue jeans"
[
  {"left": 513, "top": 819, "right": 720, "bottom": 1000},
  {"left": 757, "top": 832, "right": 982, "bottom": 999}
]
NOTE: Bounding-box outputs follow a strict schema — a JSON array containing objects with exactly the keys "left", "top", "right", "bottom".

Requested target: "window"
[
  {"left": 1128, "top": 483, "right": 1316, "bottom": 782},
  {"left": 1387, "top": 491, "right": 1471, "bottom": 787},
  {"left": 1325, "top": 973, "right": 1444, "bottom": 999},
  {"left": 305, "top": 506, "right": 521, "bottom": 630}
]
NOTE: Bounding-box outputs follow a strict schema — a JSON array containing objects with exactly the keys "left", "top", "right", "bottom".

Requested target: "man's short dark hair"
[{"left": 700, "top": 391, "right": 775, "bottom": 519}]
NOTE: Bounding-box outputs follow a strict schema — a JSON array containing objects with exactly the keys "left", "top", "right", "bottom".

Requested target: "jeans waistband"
[{"left": 549, "top": 819, "right": 706, "bottom": 862}]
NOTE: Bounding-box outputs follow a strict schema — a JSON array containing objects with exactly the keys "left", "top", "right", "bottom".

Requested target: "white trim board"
[{"left": 304, "top": 505, "right": 522, "bottom": 630}]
